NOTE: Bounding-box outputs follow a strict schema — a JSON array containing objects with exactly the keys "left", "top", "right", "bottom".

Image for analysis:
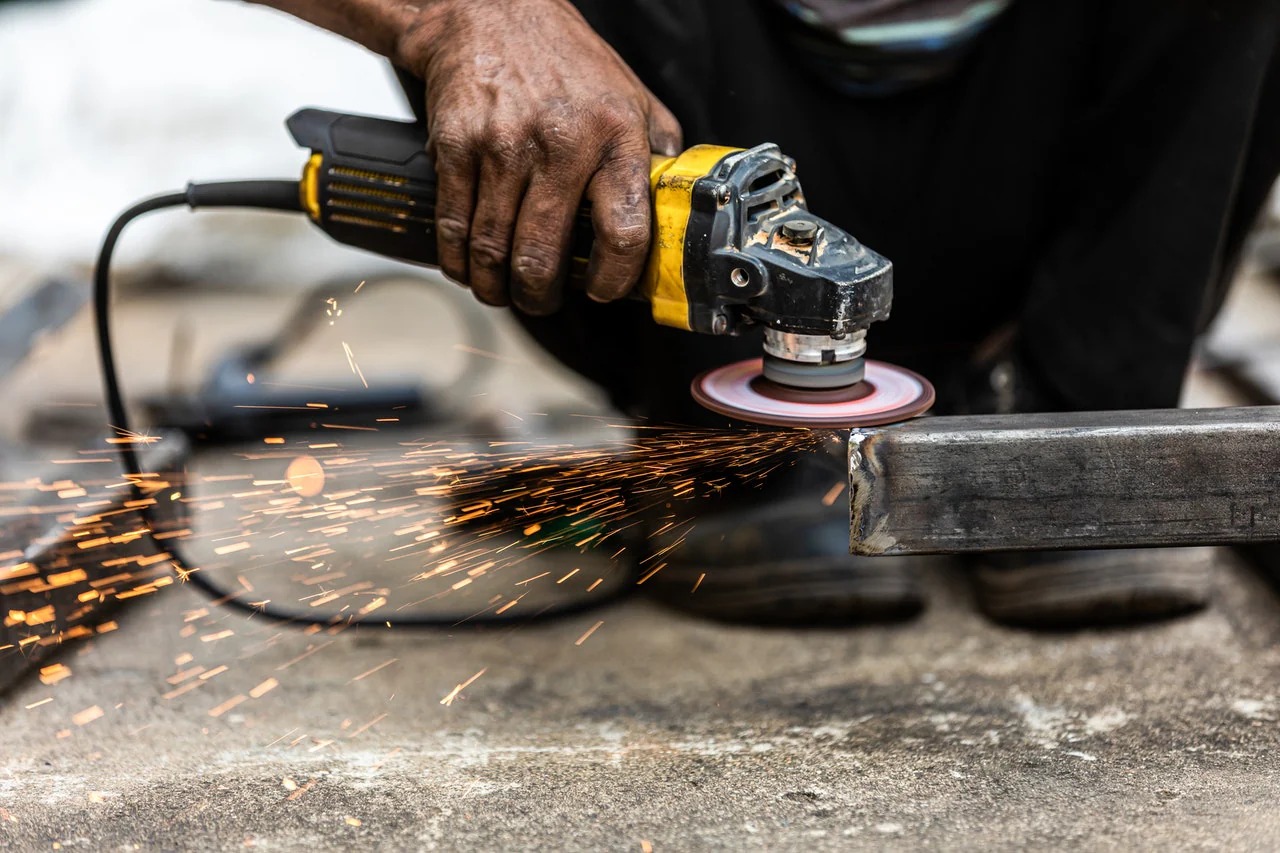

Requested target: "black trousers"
[{"left": 518, "top": 0, "right": 1280, "bottom": 423}]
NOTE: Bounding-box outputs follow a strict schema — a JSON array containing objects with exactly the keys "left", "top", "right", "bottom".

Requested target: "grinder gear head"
[{"left": 661, "top": 143, "right": 931, "bottom": 426}]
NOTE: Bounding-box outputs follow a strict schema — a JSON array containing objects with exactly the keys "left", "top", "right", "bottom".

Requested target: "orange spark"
[
  {"left": 440, "top": 667, "right": 488, "bottom": 706},
  {"left": 286, "top": 455, "right": 326, "bottom": 498},
  {"left": 575, "top": 620, "right": 604, "bottom": 646}
]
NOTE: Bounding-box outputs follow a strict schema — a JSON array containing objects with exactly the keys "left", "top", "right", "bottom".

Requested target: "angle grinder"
[
  {"left": 84, "top": 106, "right": 936, "bottom": 634},
  {"left": 141, "top": 108, "right": 936, "bottom": 428}
]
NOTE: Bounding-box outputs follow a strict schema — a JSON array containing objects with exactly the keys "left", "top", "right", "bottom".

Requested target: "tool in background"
[{"left": 136, "top": 274, "right": 499, "bottom": 443}]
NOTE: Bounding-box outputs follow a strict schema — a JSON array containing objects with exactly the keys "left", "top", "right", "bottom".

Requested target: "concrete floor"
[
  {"left": 3, "top": 267, "right": 1280, "bottom": 850},
  {"left": 3, "top": 557, "right": 1280, "bottom": 850}
]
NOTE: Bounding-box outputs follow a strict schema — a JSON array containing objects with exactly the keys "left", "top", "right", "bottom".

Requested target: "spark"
[
  {"left": 636, "top": 562, "right": 668, "bottom": 585},
  {"left": 574, "top": 620, "right": 604, "bottom": 646},
  {"left": 39, "top": 664, "right": 71, "bottom": 686},
  {"left": 285, "top": 778, "right": 318, "bottom": 801},
  {"left": 250, "top": 678, "right": 280, "bottom": 698},
  {"left": 266, "top": 729, "right": 300, "bottom": 748},
  {"left": 161, "top": 682, "right": 204, "bottom": 701},
  {"left": 350, "top": 658, "right": 398, "bottom": 682},
  {"left": 208, "top": 695, "right": 247, "bottom": 718},
  {"left": 346, "top": 713, "right": 388, "bottom": 738},
  {"left": 453, "top": 343, "right": 519, "bottom": 363},
  {"left": 285, "top": 455, "right": 326, "bottom": 498},
  {"left": 342, "top": 341, "right": 369, "bottom": 389},
  {"left": 276, "top": 641, "right": 335, "bottom": 671},
  {"left": 440, "top": 667, "right": 488, "bottom": 706},
  {"left": 72, "top": 705, "right": 103, "bottom": 726},
  {"left": 213, "top": 542, "right": 251, "bottom": 556},
  {"left": 2, "top": 419, "right": 822, "bottom": 747}
]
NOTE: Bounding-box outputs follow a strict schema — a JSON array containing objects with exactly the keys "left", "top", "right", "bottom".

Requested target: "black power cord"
[{"left": 94, "top": 181, "right": 632, "bottom": 628}]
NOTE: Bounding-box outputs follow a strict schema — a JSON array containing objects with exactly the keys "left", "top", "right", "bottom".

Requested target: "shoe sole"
[
  {"left": 647, "top": 557, "right": 925, "bottom": 626},
  {"left": 974, "top": 549, "right": 1214, "bottom": 629}
]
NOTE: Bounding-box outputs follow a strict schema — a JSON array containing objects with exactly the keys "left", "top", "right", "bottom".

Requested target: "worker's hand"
[{"left": 396, "top": 0, "right": 681, "bottom": 314}]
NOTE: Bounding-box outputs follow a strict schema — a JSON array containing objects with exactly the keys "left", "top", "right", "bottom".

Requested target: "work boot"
[
  {"left": 642, "top": 451, "right": 927, "bottom": 626},
  {"left": 972, "top": 548, "right": 1215, "bottom": 629},
  {"left": 956, "top": 337, "right": 1213, "bottom": 628}
]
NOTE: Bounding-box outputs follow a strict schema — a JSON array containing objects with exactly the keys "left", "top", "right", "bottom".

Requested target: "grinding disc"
[{"left": 691, "top": 358, "right": 935, "bottom": 428}]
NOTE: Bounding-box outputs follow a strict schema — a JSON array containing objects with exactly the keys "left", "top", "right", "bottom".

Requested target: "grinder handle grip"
[{"left": 289, "top": 107, "right": 652, "bottom": 291}]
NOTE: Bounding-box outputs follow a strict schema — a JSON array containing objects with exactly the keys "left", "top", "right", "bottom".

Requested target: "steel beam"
[{"left": 848, "top": 406, "right": 1280, "bottom": 555}]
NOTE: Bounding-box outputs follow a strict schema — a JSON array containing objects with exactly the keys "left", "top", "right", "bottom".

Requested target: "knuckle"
[
  {"left": 598, "top": 218, "right": 649, "bottom": 255},
  {"left": 531, "top": 101, "right": 584, "bottom": 152},
  {"left": 470, "top": 236, "right": 510, "bottom": 271},
  {"left": 431, "top": 121, "right": 476, "bottom": 160},
  {"left": 534, "top": 125, "right": 582, "bottom": 159},
  {"left": 592, "top": 101, "right": 643, "bottom": 137},
  {"left": 435, "top": 217, "right": 469, "bottom": 244},
  {"left": 483, "top": 125, "right": 527, "bottom": 165},
  {"left": 512, "top": 244, "right": 561, "bottom": 286}
]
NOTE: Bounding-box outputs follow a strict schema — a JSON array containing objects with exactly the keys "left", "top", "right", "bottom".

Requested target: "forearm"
[{"left": 242, "top": 0, "right": 443, "bottom": 65}]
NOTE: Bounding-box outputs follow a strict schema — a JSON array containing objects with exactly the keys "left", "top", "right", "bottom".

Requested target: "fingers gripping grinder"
[{"left": 227, "top": 108, "right": 936, "bottom": 427}]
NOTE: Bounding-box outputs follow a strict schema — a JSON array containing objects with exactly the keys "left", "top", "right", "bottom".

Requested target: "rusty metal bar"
[{"left": 848, "top": 406, "right": 1280, "bottom": 555}]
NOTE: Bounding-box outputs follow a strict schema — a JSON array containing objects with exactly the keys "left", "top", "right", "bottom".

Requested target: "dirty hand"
[{"left": 396, "top": 0, "right": 682, "bottom": 314}]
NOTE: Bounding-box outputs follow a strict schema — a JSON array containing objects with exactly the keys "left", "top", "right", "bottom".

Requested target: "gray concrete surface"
[
  {"left": 2, "top": 558, "right": 1280, "bottom": 850},
  {"left": 3, "top": 269, "right": 1280, "bottom": 851}
]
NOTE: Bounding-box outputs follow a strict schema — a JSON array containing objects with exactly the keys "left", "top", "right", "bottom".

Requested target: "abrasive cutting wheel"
[{"left": 691, "top": 358, "right": 935, "bottom": 428}]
